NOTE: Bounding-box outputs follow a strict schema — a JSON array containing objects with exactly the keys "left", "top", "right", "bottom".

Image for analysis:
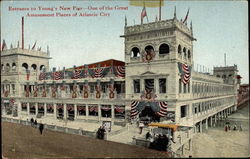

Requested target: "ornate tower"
[{"left": 121, "top": 12, "right": 196, "bottom": 121}]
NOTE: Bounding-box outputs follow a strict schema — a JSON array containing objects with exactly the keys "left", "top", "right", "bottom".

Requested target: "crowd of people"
[
  {"left": 30, "top": 117, "right": 44, "bottom": 135},
  {"left": 224, "top": 122, "right": 243, "bottom": 132},
  {"left": 145, "top": 129, "right": 175, "bottom": 152}
]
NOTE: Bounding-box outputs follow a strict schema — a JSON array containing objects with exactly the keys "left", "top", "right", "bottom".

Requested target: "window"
[
  {"left": 89, "top": 105, "right": 98, "bottom": 116},
  {"left": 133, "top": 79, "right": 140, "bottom": 93},
  {"left": 12, "top": 63, "right": 16, "bottom": 70},
  {"left": 184, "top": 84, "right": 187, "bottom": 93},
  {"left": 22, "top": 63, "right": 28, "bottom": 70},
  {"left": 178, "top": 45, "right": 182, "bottom": 54},
  {"left": 180, "top": 105, "right": 187, "bottom": 118},
  {"left": 29, "top": 103, "right": 36, "bottom": 114},
  {"left": 21, "top": 103, "right": 27, "bottom": 111},
  {"left": 145, "top": 45, "right": 154, "bottom": 53},
  {"left": 77, "top": 105, "right": 86, "bottom": 116},
  {"left": 159, "top": 43, "right": 170, "bottom": 55},
  {"left": 6, "top": 63, "right": 10, "bottom": 72},
  {"left": 115, "top": 105, "right": 125, "bottom": 119},
  {"left": 31, "top": 64, "right": 37, "bottom": 71},
  {"left": 131, "top": 47, "right": 140, "bottom": 57},
  {"left": 159, "top": 78, "right": 166, "bottom": 93},
  {"left": 90, "top": 84, "right": 95, "bottom": 93},
  {"left": 188, "top": 50, "right": 191, "bottom": 58},
  {"left": 179, "top": 79, "right": 182, "bottom": 93},
  {"left": 46, "top": 103, "right": 54, "bottom": 114},
  {"left": 183, "top": 47, "right": 186, "bottom": 57},
  {"left": 145, "top": 79, "right": 154, "bottom": 92},
  {"left": 101, "top": 105, "right": 111, "bottom": 118},
  {"left": 114, "top": 82, "right": 122, "bottom": 94},
  {"left": 40, "top": 65, "right": 45, "bottom": 71}
]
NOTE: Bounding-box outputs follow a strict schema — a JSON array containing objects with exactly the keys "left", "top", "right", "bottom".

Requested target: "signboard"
[{"left": 102, "top": 121, "right": 111, "bottom": 132}]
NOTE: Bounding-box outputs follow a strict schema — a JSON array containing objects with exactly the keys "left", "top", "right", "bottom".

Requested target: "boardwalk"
[
  {"left": 189, "top": 101, "right": 249, "bottom": 158},
  {"left": 2, "top": 121, "right": 170, "bottom": 159}
]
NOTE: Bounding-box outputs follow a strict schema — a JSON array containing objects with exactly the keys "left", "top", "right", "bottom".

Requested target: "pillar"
[
  {"left": 140, "top": 78, "right": 145, "bottom": 92},
  {"left": 74, "top": 104, "right": 77, "bottom": 120},
  {"left": 188, "top": 139, "right": 192, "bottom": 151},
  {"left": 53, "top": 103, "right": 57, "bottom": 119},
  {"left": 210, "top": 117, "right": 213, "bottom": 127},
  {"left": 27, "top": 102, "right": 30, "bottom": 116},
  {"left": 199, "top": 121, "right": 202, "bottom": 133},
  {"left": 215, "top": 114, "right": 217, "bottom": 124},
  {"left": 35, "top": 103, "right": 38, "bottom": 116},
  {"left": 111, "top": 104, "right": 115, "bottom": 119},
  {"left": 86, "top": 104, "right": 89, "bottom": 117},
  {"left": 155, "top": 78, "right": 159, "bottom": 94},
  {"left": 63, "top": 104, "right": 67, "bottom": 120},
  {"left": 44, "top": 103, "right": 47, "bottom": 117},
  {"left": 98, "top": 104, "right": 101, "bottom": 121},
  {"left": 205, "top": 118, "right": 208, "bottom": 130}
]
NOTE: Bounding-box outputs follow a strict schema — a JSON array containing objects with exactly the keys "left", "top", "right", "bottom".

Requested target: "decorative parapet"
[{"left": 1, "top": 48, "right": 51, "bottom": 59}]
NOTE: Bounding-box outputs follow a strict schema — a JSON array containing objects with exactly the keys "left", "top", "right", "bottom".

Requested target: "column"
[
  {"left": 74, "top": 104, "right": 77, "bottom": 120},
  {"left": 44, "top": 103, "right": 47, "bottom": 117},
  {"left": 214, "top": 114, "right": 217, "bottom": 124},
  {"left": 140, "top": 78, "right": 144, "bottom": 93},
  {"left": 188, "top": 139, "right": 192, "bottom": 151},
  {"left": 155, "top": 78, "right": 159, "bottom": 94},
  {"left": 205, "top": 118, "right": 208, "bottom": 130},
  {"left": 98, "top": 104, "right": 101, "bottom": 121},
  {"left": 209, "top": 117, "right": 212, "bottom": 127},
  {"left": 35, "top": 103, "right": 38, "bottom": 116},
  {"left": 86, "top": 104, "right": 89, "bottom": 117},
  {"left": 17, "top": 101, "right": 21, "bottom": 118},
  {"left": 111, "top": 104, "right": 115, "bottom": 119},
  {"left": 27, "top": 102, "right": 30, "bottom": 116},
  {"left": 63, "top": 104, "right": 67, "bottom": 120},
  {"left": 54, "top": 103, "right": 57, "bottom": 119},
  {"left": 199, "top": 121, "right": 202, "bottom": 133}
]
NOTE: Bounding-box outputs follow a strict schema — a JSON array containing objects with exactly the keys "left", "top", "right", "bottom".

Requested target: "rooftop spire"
[
  {"left": 125, "top": 16, "right": 127, "bottom": 27},
  {"left": 174, "top": 6, "right": 176, "bottom": 19},
  {"left": 190, "top": 21, "right": 193, "bottom": 35}
]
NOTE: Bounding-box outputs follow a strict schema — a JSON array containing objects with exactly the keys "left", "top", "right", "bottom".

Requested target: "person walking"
[
  {"left": 39, "top": 123, "right": 44, "bottom": 135},
  {"left": 224, "top": 125, "right": 228, "bottom": 132},
  {"left": 239, "top": 124, "right": 243, "bottom": 131},
  {"left": 233, "top": 123, "right": 237, "bottom": 131},
  {"left": 139, "top": 121, "right": 144, "bottom": 134}
]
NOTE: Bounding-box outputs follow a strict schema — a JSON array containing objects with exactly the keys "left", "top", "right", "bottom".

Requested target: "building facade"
[{"left": 1, "top": 12, "right": 241, "bottom": 156}]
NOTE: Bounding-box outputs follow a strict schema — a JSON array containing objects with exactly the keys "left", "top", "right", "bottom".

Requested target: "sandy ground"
[
  {"left": 190, "top": 102, "right": 250, "bottom": 158},
  {"left": 1, "top": 121, "right": 170, "bottom": 159}
]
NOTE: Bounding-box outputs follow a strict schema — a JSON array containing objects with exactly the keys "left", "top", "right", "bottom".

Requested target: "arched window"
[
  {"left": 131, "top": 47, "right": 140, "bottom": 57},
  {"left": 22, "top": 63, "right": 28, "bottom": 70},
  {"left": 1, "top": 64, "right": 4, "bottom": 70},
  {"left": 159, "top": 43, "right": 170, "bottom": 54},
  {"left": 178, "top": 45, "right": 182, "bottom": 54},
  {"left": 12, "top": 63, "right": 16, "bottom": 70},
  {"left": 31, "top": 64, "right": 37, "bottom": 71},
  {"left": 145, "top": 45, "right": 154, "bottom": 53},
  {"left": 183, "top": 47, "right": 186, "bottom": 57},
  {"left": 222, "top": 75, "right": 227, "bottom": 79},
  {"left": 40, "top": 65, "right": 45, "bottom": 71},
  {"left": 6, "top": 63, "right": 10, "bottom": 72},
  {"left": 188, "top": 50, "right": 191, "bottom": 58},
  {"left": 216, "top": 75, "right": 220, "bottom": 78}
]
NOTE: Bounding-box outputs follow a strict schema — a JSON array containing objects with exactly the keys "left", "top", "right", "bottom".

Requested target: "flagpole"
[{"left": 159, "top": 0, "right": 161, "bottom": 21}]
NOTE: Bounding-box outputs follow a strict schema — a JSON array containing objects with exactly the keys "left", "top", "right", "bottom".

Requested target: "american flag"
[
  {"left": 53, "top": 71, "right": 64, "bottom": 80},
  {"left": 182, "top": 64, "right": 190, "bottom": 84},
  {"left": 39, "top": 72, "right": 46, "bottom": 80},
  {"left": 155, "top": 101, "right": 168, "bottom": 117},
  {"left": 72, "top": 69, "right": 84, "bottom": 79},
  {"left": 178, "top": 62, "right": 191, "bottom": 84}
]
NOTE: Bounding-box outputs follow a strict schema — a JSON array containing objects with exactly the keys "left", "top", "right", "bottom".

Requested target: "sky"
[{"left": 1, "top": 0, "right": 249, "bottom": 84}]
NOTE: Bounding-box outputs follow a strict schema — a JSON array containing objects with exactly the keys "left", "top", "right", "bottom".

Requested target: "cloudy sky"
[{"left": 1, "top": 0, "right": 248, "bottom": 83}]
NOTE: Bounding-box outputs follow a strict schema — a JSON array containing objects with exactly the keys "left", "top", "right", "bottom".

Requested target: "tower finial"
[
  {"left": 174, "top": 6, "right": 176, "bottom": 19},
  {"left": 125, "top": 16, "right": 127, "bottom": 27},
  {"left": 190, "top": 21, "right": 193, "bottom": 35}
]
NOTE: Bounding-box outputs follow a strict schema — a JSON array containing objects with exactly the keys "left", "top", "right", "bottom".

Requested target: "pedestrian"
[
  {"left": 39, "top": 123, "right": 44, "bottom": 135},
  {"left": 233, "top": 123, "right": 237, "bottom": 131},
  {"left": 30, "top": 118, "right": 34, "bottom": 126},
  {"left": 228, "top": 125, "right": 231, "bottom": 131},
  {"left": 34, "top": 120, "right": 37, "bottom": 125},
  {"left": 224, "top": 125, "right": 228, "bottom": 132},
  {"left": 239, "top": 124, "right": 243, "bottom": 131}
]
